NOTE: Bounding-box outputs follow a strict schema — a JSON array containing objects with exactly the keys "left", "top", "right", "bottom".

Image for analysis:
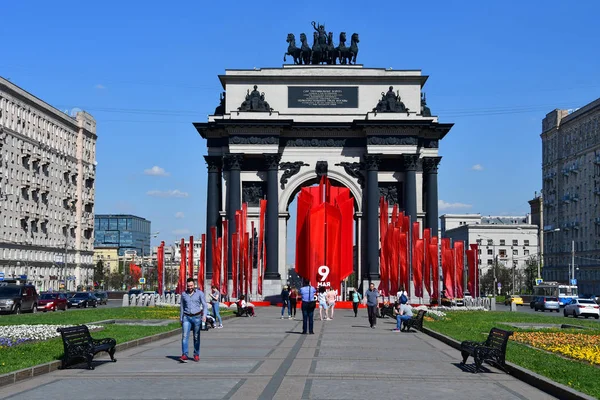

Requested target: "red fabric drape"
[
  {"left": 179, "top": 238, "right": 186, "bottom": 294},
  {"left": 423, "top": 229, "right": 431, "bottom": 297},
  {"left": 157, "top": 241, "right": 164, "bottom": 294},
  {"left": 379, "top": 198, "right": 388, "bottom": 295},
  {"left": 232, "top": 232, "right": 238, "bottom": 299},
  {"left": 249, "top": 221, "right": 254, "bottom": 295},
  {"left": 441, "top": 238, "right": 454, "bottom": 299},
  {"left": 258, "top": 200, "right": 267, "bottom": 295},
  {"left": 188, "top": 236, "right": 194, "bottom": 279},
  {"left": 413, "top": 239, "right": 424, "bottom": 298},
  {"left": 198, "top": 234, "right": 205, "bottom": 291},
  {"left": 211, "top": 227, "right": 220, "bottom": 290},
  {"left": 389, "top": 227, "right": 400, "bottom": 295},
  {"left": 244, "top": 232, "right": 250, "bottom": 296},
  {"left": 466, "top": 248, "right": 474, "bottom": 298},
  {"left": 429, "top": 241, "right": 439, "bottom": 300},
  {"left": 222, "top": 220, "right": 228, "bottom": 296},
  {"left": 469, "top": 243, "right": 478, "bottom": 297},
  {"left": 399, "top": 232, "right": 408, "bottom": 291},
  {"left": 455, "top": 241, "right": 464, "bottom": 298}
]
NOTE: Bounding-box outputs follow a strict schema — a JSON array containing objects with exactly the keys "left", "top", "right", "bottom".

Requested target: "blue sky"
[{"left": 2, "top": 1, "right": 600, "bottom": 262}]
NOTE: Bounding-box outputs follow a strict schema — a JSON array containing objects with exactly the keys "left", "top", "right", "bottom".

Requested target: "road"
[{"left": 494, "top": 303, "right": 600, "bottom": 322}]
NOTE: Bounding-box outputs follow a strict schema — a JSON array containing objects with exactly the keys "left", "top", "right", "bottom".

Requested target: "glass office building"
[{"left": 94, "top": 215, "right": 151, "bottom": 256}]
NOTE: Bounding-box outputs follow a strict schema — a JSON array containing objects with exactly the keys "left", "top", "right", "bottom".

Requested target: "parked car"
[
  {"left": 0, "top": 283, "right": 39, "bottom": 314},
  {"left": 38, "top": 292, "right": 68, "bottom": 312},
  {"left": 564, "top": 298, "right": 600, "bottom": 319},
  {"left": 68, "top": 292, "right": 98, "bottom": 308},
  {"left": 533, "top": 296, "right": 560, "bottom": 312},
  {"left": 504, "top": 295, "right": 524, "bottom": 306},
  {"left": 94, "top": 291, "right": 108, "bottom": 305}
]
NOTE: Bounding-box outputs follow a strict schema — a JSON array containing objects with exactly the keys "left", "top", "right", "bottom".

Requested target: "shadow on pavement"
[{"left": 452, "top": 362, "right": 493, "bottom": 373}]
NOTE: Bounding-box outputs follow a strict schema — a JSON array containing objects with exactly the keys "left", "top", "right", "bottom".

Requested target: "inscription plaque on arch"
[{"left": 288, "top": 86, "right": 358, "bottom": 108}]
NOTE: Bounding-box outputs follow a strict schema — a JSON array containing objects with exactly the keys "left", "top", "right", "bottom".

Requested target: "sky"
[{"left": 2, "top": 1, "right": 600, "bottom": 263}]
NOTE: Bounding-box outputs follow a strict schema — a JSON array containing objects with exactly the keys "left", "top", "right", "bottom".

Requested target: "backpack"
[{"left": 400, "top": 293, "right": 408, "bottom": 304}]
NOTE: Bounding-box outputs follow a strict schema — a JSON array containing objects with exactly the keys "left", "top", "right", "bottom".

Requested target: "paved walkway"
[{"left": 1, "top": 307, "right": 556, "bottom": 400}]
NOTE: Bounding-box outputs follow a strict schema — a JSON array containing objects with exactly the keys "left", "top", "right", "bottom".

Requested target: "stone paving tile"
[{"left": 0, "top": 307, "right": 559, "bottom": 400}]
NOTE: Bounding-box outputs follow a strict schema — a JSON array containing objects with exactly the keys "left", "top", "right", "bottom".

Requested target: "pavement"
[{"left": 1, "top": 307, "right": 558, "bottom": 400}]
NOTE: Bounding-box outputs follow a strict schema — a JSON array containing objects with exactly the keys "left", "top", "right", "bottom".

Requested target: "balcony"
[
  {"left": 562, "top": 168, "right": 570, "bottom": 176},
  {"left": 570, "top": 164, "right": 580, "bottom": 174},
  {"left": 572, "top": 194, "right": 579, "bottom": 202},
  {"left": 594, "top": 187, "right": 600, "bottom": 196}
]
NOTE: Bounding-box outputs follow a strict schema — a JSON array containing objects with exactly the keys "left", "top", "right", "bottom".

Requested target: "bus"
[{"left": 533, "top": 282, "right": 578, "bottom": 306}]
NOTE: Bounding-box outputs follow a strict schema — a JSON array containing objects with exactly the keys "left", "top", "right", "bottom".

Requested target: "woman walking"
[
  {"left": 317, "top": 286, "right": 328, "bottom": 321},
  {"left": 210, "top": 285, "right": 223, "bottom": 328},
  {"left": 281, "top": 285, "right": 291, "bottom": 319},
  {"left": 326, "top": 288, "right": 336, "bottom": 320},
  {"left": 351, "top": 289, "right": 362, "bottom": 317},
  {"left": 289, "top": 286, "right": 298, "bottom": 319}
]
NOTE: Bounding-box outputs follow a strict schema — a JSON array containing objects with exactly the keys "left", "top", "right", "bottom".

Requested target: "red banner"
[
  {"left": 423, "top": 228, "right": 431, "bottom": 297},
  {"left": 441, "top": 238, "right": 454, "bottom": 299},
  {"left": 455, "top": 241, "right": 464, "bottom": 298},
  {"left": 157, "top": 241, "right": 164, "bottom": 295},
  {"left": 389, "top": 227, "right": 399, "bottom": 295},
  {"left": 258, "top": 200, "right": 266, "bottom": 295},
  {"left": 179, "top": 238, "right": 186, "bottom": 294},
  {"left": 399, "top": 232, "right": 408, "bottom": 291},
  {"left": 413, "top": 239, "right": 424, "bottom": 298},
  {"left": 211, "top": 226, "right": 220, "bottom": 290},
  {"left": 198, "top": 234, "right": 205, "bottom": 291},
  {"left": 249, "top": 221, "right": 254, "bottom": 295},
  {"left": 188, "top": 236, "right": 194, "bottom": 279},
  {"left": 222, "top": 220, "right": 228, "bottom": 296},
  {"left": 379, "top": 198, "right": 388, "bottom": 295},
  {"left": 429, "top": 240, "right": 439, "bottom": 300},
  {"left": 468, "top": 243, "right": 478, "bottom": 297},
  {"left": 232, "top": 232, "right": 238, "bottom": 299}
]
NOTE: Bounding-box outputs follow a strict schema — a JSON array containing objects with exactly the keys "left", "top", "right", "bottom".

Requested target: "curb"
[
  {"left": 422, "top": 327, "right": 596, "bottom": 400},
  {"left": 0, "top": 314, "right": 235, "bottom": 389}
]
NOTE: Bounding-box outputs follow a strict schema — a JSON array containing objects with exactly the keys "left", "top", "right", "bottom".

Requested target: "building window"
[
  {"left": 524, "top": 240, "right": 530, "bottom": 246},
  {"left": 524, "top": 250, "right": 529, "bottom": 256},
  {"left": 500, "top": 240, "right": 506, "bottom": 246},
  {"left": 512, "top": 239, "right": 518, "bottom": 246},
  {"left": 487, "top": 249, "right": 493, "bottom": 255},
  {"left": 513, "top": 249, "right": 518, "bottom": 256},
  {"left": 487, "top": 259, "right": 493, "bottom": 265},
  {"left": 499, "top": 250, "right": 507, "bottom": 257},
  {"left": 487, "top": 239, "right": 493, "bottom": 246}
]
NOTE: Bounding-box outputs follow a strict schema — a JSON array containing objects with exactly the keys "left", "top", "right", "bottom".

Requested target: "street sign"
[
  {"left": 19, "top": 275, "right": 27, "bottom": 280},
  {"left": 535, "top": 279, "right": 543, "bottom": 285},
  {"left": 139, "top": 278, "right": 146, "bottom": 284},
  {"left": 570, "top": 279, "right": 577, "bottom": 285},
  {"left": 0, "top": 272, "right": 4, "bottom": 281},
  {"left": 497, "top": 282, "right": 502, "bottom": 288}
]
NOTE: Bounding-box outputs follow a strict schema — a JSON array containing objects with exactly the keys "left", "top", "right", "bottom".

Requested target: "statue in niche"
[
  {"left": 373, "top": 86, "right": 409, "bottom": 115},
  {"left": 421, "top": 93, "right": 432, "bottom": 117},
  {"left": 238, "top": 85, "right": 273, "bottom": 112}
]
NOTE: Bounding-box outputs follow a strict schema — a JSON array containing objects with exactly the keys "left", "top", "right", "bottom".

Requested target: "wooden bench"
[
  {"left": 57, "top": 325, "right": 117, "bottom": 370},
  {"left": 403, "top": 309, "right": 426, "bottom": 332},
  {"left": 460, "top": 327, "right": 513, "bottom": 373}
]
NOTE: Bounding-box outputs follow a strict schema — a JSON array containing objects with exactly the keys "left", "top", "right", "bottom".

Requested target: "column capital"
[
  {"left": 364, "top": 154, "right": 382, "bottom": 171},
  {"left": 223, "top": 154, "right": 244, "bottom": 170},
  {"left": 264, "top": 153, "right": 282, "bottom": 170},
  {"left": 402, "top": 154, "right": 419, "bottom": 171},
  {"left": 422, "top": 156, "right": 442, "bottom": 174},
  {"left": 204, "top": 155, "right": 222, "bottom": 172}
]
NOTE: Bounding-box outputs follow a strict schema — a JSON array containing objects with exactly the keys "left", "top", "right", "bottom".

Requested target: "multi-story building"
[
  {"left": 0, "top": 77, "right": 96, "bottom": 291},
  {"left": 93, "top": 247, "right": 119, "bottom": 273},
  {"left": 94, "top": 214, "right": 151, "bottom": 257},
  {"left": 441, "top": 214, "right": 539, "bottom": 293},
  {"left": 172, "top": 239, "right": 202, "bottom": 265},
  {"left": 541, "top": 98, "right": 600, "bottom": 294}
]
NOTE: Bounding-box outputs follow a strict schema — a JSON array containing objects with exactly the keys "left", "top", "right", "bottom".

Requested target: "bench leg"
[
  {"left": 460, "top": 350, "right": 470, "bottom": 365},
  {"left": 108, "top": 347, "right": 117, "bottom": 362},
  {"left": 86, "top": 354, "right": 94, "bottom": 370}
]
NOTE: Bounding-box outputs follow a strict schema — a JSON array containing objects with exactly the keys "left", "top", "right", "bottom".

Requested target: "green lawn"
[
  {"left": 0, "top": 306, "right": 233, "bottom": 374},
  {"left": 424, "top": 311, "right": 600, "bottom": 398}
]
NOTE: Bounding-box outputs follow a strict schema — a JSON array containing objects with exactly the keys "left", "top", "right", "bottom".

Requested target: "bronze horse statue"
[
  {"left": 283, "top": 33, "right": 302, "bottom": 64},
  {"left": 311, "top": 32, "right": 324, "bottom": 64},
  {"left": 336, "top": 32, "right": 352, "bottom": 65},
  {"left": 300, "top": 33, "right": 311, "bottom": 65},
  {"left": 350, "top": 33, "right": 359, "bottom": 64},
  {"left": 326, "top": 32, "right": 337, "bottom": 64}
]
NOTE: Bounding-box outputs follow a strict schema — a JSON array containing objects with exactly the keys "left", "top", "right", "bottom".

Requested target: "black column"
[
  {"left": 403, "top": 154, "right": 419, "bottom": 224},
  {"left": 225, "top": 154, "right": 243, "bottom": 279},
  {"left": 365, "top": 154, "right": 381, "bottom": 281},
  {"left": 264, "top": 153, "right": 281, "bottom": 279},
  {"left": 423, "top": 157, "right": 441, "bottom": 235},
  {"left": 204, "top": 156, "right": 221, "bottom": 279}
]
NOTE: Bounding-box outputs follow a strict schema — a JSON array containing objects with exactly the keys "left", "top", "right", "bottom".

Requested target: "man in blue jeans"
[
  {"left": 299, "top": 280, "right": 316, "bottom": 334},
  {"left": 180, "top": 278, "right": 208, "bottom": 362},
  {"left": 393, "top": 295, "right": 413, "bottom": 332}
]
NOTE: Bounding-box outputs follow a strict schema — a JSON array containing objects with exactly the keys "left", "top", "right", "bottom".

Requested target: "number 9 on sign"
[{"left": 318, "top": 265, "right": 330, "bottom": 282}]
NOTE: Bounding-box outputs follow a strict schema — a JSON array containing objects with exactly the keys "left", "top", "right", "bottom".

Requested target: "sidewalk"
[{"left": 0, "top": 307, "right": 556, "bottom": 400}]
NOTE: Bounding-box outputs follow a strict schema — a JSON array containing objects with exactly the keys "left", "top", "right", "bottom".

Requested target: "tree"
[
  {"left": 479, "top": 259, "right": 512, "bottom": 296},
  {"left": 105, "top": 271, "right": 125, "bottom": 290},
  {"left": 522, "top": 256, "right": 539, "bottom": 294},
  {"left": 94, "top": 260, "right": 106, "bottom": 286}
]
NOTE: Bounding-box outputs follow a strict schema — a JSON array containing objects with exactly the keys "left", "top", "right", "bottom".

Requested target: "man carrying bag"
[{"left": 299, "top": 280, "right": 316, "bottom": 334}]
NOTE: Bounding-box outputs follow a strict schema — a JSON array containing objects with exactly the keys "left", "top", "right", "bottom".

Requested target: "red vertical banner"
[
  {"left": 188, "top": 236, "right": 194, "bottom": 279},
  {"left": 178, "top": 238, "right": 186, "bottom": 294},
  {"left": 423, "top": 228, "right": 431, "bottom": 297},
  {"left": 198, "top": 234, "right": 205, "bottom": 291},
  {"left": 469, "top": 243, "right": 478, "bottom": 297},
  {"left": 232, "top": 232, "right": 238, "bottom": 299},
  {"left": 441, "top": 238, "right": 454, "bottom": 299},
  {"left": 249, "top": 221, "right": 254, "bottom": 295},
  {"left": 455, "top": 241, "right": 464, "bottom": 298},
  {"left": 379, "top": 198, "right": 388, "bottom": 294},
  {"left": 211, "top": 227, "right": 220, "bottom": 290},
  {"left": 222, "top": 220, "right": 228, "bottom": 296},
  {"left": 399, "top": 232, "right": 408, "bottom": 291},
  {"left": 258, "top": 200, "right": 266, "bottom": 295},
  {"left": 157, "top": 241, "right": 164, "bottom": 295},
  {"left": 413, "top": 239, "right": 424, "bottom": 298},
  {"left": 429, "top": 240, "right": 439, "bottom": 300},
  {"left": 389, "top": 227, "right": 399, "bottom": 295},
  {"left": 244, "top": 232, "right": 250, "bottom": 296}
]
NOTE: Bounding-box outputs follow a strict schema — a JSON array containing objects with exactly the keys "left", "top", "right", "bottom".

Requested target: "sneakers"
[
  {"left": 288, "top": 316, "right": 293, "bottom": 320},
  {"left": 393, "top": 328, "right": 401, "bottom": 332},
  {"left": 281, "top": 316, "right": 285, "bottom": 319},
  {"left": 179, "top": 354, "right": 188, "bottom": 363},
  {"left": 217, "top": 325, "right": 223, "bottom": 329},
  {"left": 326, "top": 318, "right": 332, "bottom": 321},
  {"left": 193, "top": 355, "right": 199, "bottom": 362}
]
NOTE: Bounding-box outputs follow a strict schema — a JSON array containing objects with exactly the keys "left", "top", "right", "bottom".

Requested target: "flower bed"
[
  {"left": 0, "top": 324, "right": 102, "bottom": 348},
  {"left": 511, "top": 331, "right": 600, "bottom": 366}
]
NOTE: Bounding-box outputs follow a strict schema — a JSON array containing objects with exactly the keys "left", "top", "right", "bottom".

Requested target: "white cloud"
[
  {"left": 471, "top": 164, "right": 484, "bottom": 171},
  {"left": 172, "top": 229, "right": 190, "bottom": 235},
  {"left": 95, "top": 84, "right": 106, "bottom": 89},
  {"left": 144, "top": 166, "right": 170, "bottom": 177},
  {"left": 175, "top": 212, "right": 185, "bottom": 219},
  {"left": 146, "top": 189, "right": 189, "bottom": 198},
  {"left": 438, "top": 200, "right": 472, "bottom": 211}
]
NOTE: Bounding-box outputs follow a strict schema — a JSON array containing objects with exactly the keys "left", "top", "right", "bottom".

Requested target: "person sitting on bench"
[
  {"left": 393, "top": 295, "right": 413, "bottom": 332},
  {"left": 238, "top": 295, "right": 256, "bottom": 317}
]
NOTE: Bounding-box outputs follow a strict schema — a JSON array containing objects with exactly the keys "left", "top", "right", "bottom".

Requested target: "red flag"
[
  {"left": 413, "top": 239, "right": 424, "bottom": 298},
  {"left": 211, "top": 227, "right": 220, "bottom": 290},
  {"left": 157, "top": 241, "right": 164, "bottom": 295},
  {"left": 232, "top": 232, "right": 238, "bottom": 299},
  {"left": 468, "top": 243, "right": 478, "bottom": 297},
  {"left": 399, "top": 232, "right": 408, "bottom": 291},
  {"left": 441, "top": 238, "right": 454, "bottom": 298},
  {"left": 389, "top": 227, "right": 400, "bottom": 295},
  {"left": 244, "top": 232, "right": 250, "bottom": 296},
  {"left": 198, "top": 234, "right": 205, "bottom": 291},
  {"left": 379, "top": 198, "right": 388, "bottom": 294},
  {"left": 423, "top": 229, "right": 431, "bottom": 297},
  {"left": 222, "top": 220, "right": 228, "bottom": 296},
  {"left": 429, "top": 241, "right": 439, "bottom": 300},
  {"left": 179, "top": 238, "right": 186, "bottom": 294},
  {"left": 258, "top": 200, "right": 266, "bottom": 295},
  {"left": 249, "top": 221, "right": 254, "bottom": 295},
  {"left": 188, "top": 236, "right": 194, "bottom": 279},
  {"left": 455, "top": 241, "right": 464, "bottom": 298}
]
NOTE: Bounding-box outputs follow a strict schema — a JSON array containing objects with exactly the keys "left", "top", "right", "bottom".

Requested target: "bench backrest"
[
  {"left": 415, "top": 309, "right": 426, "bottom": 319},
  {"left": 57, "top": 325, "right": 92, "bottom": 348},
  {"left": 483, "top": 328, "right": 513, "bottom": 352}
]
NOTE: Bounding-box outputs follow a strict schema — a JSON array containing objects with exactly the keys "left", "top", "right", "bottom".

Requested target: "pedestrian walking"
[
  {"left": 393, "top": 293, "right": 413, "bottom": 332},
  {"left": 179, "top": 278, "right": 208, "bottom": 362},
  {"left": 209, "top": 285, "right": 223, "bottom": 329},
  {"left": 281, "top": 285, "right": 291, "bottom": 319},
  {"left": 365, "top": 282, "right": 380, "bottom": 329},
  {"left": 317, "top": 286, "right": 329, "bottom": 321},
  {"left": 326, "top": 288, "right": 336, "bottom": 320},
  {"left": 289, "top": 285, "right": 298, "bottom": 319},
  {"left": 351, "top": 289, "right": 362, "bottom": 317},
  {"left": 299, "top": 280, "right": 316, "bottom": 334}
]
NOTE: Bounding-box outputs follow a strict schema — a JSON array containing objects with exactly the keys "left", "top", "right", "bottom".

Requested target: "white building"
[
  {"left": 441, "top": 214, "right": 539, "bottom": 279},
  {"left": 0, "top": 77, "right": 97, "bottom": 291}
]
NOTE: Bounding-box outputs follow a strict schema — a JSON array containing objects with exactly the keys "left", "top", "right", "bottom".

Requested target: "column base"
[{"left": 264, "top": 272, "right": 281, "bottom": 280}]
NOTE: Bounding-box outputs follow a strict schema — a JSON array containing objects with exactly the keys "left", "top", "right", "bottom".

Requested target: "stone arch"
[{"left": 278, "top": 168, "right": 363, "bottom": 214}]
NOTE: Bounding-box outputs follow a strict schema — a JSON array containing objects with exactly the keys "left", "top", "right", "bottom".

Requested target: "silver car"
[{"left": 534, "top": 296, "right": 560, "bottom": 312}]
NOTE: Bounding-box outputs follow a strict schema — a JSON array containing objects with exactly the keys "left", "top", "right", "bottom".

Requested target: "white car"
[{"left": 563, "top": 298, "right": 600, "bottom": 319}]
